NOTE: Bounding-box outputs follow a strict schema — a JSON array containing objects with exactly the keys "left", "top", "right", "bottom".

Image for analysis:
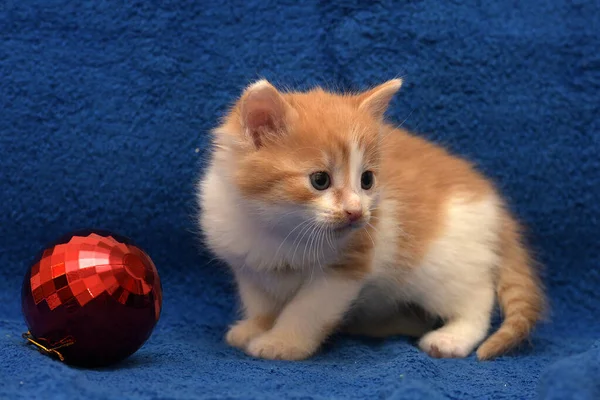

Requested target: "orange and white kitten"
[{"left": 197, "top": 79, "right": 545, "bottom": 361}]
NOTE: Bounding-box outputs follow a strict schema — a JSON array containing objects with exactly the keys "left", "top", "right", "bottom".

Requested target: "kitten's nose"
[{"left": 345, "top": 209, "right": 363, "bottom": 223}]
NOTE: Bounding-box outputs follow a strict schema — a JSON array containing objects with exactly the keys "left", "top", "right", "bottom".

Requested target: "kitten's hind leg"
[{"left": 418, "top": 285, "right": 495, "bottom": 358}]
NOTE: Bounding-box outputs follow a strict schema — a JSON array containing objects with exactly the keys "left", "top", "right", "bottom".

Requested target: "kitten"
[{"left": 196, "top": 79, "right": 545, "bottom": 360}]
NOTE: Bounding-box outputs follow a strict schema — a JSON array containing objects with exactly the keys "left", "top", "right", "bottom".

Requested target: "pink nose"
[{"left": 345, "top": 209, "right": 363, "bottom": 222}]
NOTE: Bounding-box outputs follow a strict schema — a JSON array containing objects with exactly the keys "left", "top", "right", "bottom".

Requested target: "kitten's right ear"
[
  {"left": 357, "top": 79, "right": 403, "bottom": 120},
  {"left": 239, "top": 80, "right": 293, "bottom": 148}
]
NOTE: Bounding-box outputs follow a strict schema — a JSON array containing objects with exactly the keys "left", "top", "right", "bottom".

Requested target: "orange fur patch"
[{"left": 378, "top": 124, "right": 495, "bottom": 264}]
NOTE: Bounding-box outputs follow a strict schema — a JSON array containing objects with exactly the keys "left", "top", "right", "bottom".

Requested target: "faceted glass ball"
[{"left": 21, "top": 229, "right": 162, "bottom": 367}]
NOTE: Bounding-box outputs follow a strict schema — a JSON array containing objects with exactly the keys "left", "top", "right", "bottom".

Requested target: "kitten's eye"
[
  {"left": 310, "top": 172, "right": 331, "bottom": 190},
  {"left": 361, "top": 171, "right": 374, "bottom": 190}
]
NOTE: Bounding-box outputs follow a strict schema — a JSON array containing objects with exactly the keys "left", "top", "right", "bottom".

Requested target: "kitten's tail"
[{"left": 476, "top": 213, "right": 546, "bottom": 360}]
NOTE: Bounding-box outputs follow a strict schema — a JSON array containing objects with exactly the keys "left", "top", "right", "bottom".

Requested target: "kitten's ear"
[
  {"left": 357, "top": 79, "right": 403, "bottom": 119},
  {"left": 239, "top": 80, "right": 293, "bottom": 148}
]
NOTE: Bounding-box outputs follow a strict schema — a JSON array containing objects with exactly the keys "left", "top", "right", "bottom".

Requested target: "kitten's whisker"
[
  {"left": 311, "top": 225, "right": 320, "bottom": 265},
  {"left": 366, "top": 222, "right": 380, "bottom": 235},
  {"left": 272, "top": 218, "right": 312, "bottom": 266},
  {"left": 305, "top": 222, "right": 317, "bottom": 266},
  {"left": 308, "top": 228, "right": 318, "bottom": 284},
  {"left": 312, "top": 224, "right": 323, "bottom": 264},
  {"left": 318, "top": 224, "right": 327, "bottom": 258},
  {"left": 313, "top": 224, "right": 326, "bottom": 276},
  {"left": 291, "top": 218, "right": 317, "bottom": 267},
  {"left": 326, "top": 225, "right": 336, "bottom": 251},
  {"left": 266, "top": 208, "right": 304, "bottom": 228},
  {"left": 294, "top": 219, "right": 315, "bottom": 262},
  {"left": 317, "top": 224, "right": 328, "bottom": 262},
  {"left": 314, "top": 225, "right": 323, "bottom": 265},
  {"left": 380, "top": 109, "right": 415, "bottom": 141},
  {"left": 396, "top": 109, "right": 415, "bottom": 130},
  {"left": 302, "top": 222, "right": 319, "bottom": 267},
  {"left": 310, "top": 223, "right": 321, "bottom": 265},
  {"left": 295, "top": 219, "right": 317, "bottom": 267},
  {"left": 327, "top": 228, "right": 335, "bottom": 250},
  {"left": 314, "top": 224, "right": 324, "bottom": 265},
  {"left": 363, "top": 226, "right": 376, "bottom": 247}
]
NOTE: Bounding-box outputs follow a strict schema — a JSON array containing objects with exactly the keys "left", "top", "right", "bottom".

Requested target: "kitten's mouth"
[
  {"left": 333, "top": 225, "right": 350, "bottom": 232},
  {"left": 332, "top": 220, "right": 365, "bottom": 233}
]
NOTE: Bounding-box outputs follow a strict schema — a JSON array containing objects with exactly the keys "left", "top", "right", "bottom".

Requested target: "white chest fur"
[{"left": 198, "top": 164, "right": 321, "bottom": 298}]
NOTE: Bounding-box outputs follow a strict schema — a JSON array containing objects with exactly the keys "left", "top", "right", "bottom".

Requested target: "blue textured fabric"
[{"left": 1, "top": 1, "right": 599, "bottom": 399}]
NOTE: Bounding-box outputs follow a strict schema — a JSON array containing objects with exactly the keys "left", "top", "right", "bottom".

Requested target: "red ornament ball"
[{"left": 21, "top": 229, "right": 162, "bottom": 367}]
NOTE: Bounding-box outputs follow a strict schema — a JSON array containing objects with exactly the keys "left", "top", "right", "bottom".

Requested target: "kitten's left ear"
[{"left": 357, "top": 79, "right": 403, "bottom": 119}]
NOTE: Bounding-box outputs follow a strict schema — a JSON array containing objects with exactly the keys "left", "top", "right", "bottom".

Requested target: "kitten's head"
[{"left": 215, "top": 79, "right": 402, "bottom": 238}]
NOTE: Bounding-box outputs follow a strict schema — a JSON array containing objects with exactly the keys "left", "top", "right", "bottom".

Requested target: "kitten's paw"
[
  {"left": 226, "top": 319, "right": 269, "bottom": 349},
  {"left": 418, "top": 331, "right": 474, "bottom": 358},
  {"left": 246, "top": 332, "right": 316, "bottom": 361}
]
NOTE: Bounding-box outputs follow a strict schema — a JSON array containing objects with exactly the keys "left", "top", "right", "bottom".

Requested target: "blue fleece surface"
[{"left": 1, "top": 1, "right": 599, "bottom": 399}]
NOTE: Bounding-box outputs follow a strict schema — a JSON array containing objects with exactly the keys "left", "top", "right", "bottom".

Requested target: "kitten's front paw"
[
  {"left": 246, "top": 332, "right": 316, "bottom": 361},
  {"left": 226, "top": 319, "right": 269, "bottom": 349},
  {"left": 418, "top": 331, "right": 474, "bottom": 358}
]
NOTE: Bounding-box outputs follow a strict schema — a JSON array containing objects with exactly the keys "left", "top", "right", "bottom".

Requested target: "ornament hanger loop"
[{"left": 22, "top": 331, "right": 75, "bottom": 362}]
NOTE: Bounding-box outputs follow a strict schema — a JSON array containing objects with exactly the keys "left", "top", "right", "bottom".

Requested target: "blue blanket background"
[{"left": 1, "top": 1, "right": 598, "bottom": 399}]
